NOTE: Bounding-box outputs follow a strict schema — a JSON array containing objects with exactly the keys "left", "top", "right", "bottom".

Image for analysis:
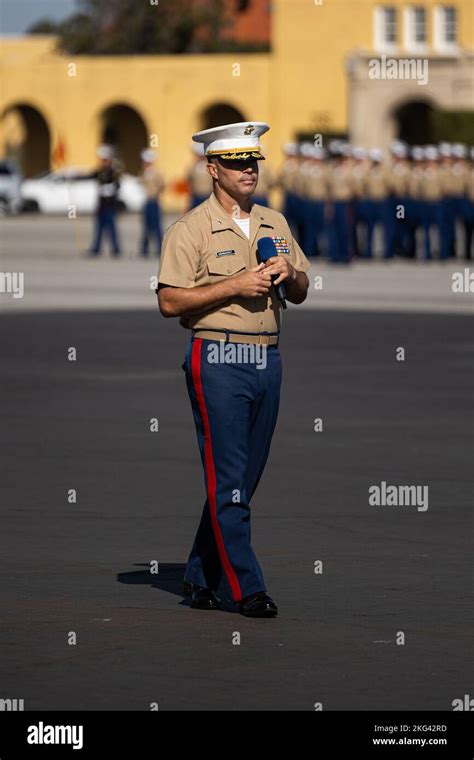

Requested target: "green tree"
[
  {"left": 27, "top": 19, "right": 60, "bottom": 34},
  {"left": 50, "top": 0, "right": 233, "bottom": 55}
]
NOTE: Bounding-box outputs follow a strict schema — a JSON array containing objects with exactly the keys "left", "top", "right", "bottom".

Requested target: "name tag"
[{"left": 216, "top": 249, "right": 236, "bottom": 258}]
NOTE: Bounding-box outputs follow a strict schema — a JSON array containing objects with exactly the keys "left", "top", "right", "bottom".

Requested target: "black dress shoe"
[
  {"left": 182, "top": 581, "right": 221, "bottom": 610},
  {"left": 239, "top": 591, "right": 278, "bottom": 618}
]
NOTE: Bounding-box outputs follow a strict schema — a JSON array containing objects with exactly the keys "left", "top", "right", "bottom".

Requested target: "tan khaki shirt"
[
  {"left": 351, "top": 163, "right": 368, "bottom": 199},
  {"left": 327, "top": 163, "right": 354, "bottom": 201},
  {"left": 388, "top": 161, "right": 410, "bottom": 197},
  {"left": 188, "top": 159, "right": 213, "bottom": 196},
  {"left": 141, "top": 167, "right": 165, "bottom": 199},
  {"left": 302, "top": 163, "right": 329, "bottom": 201},
  {"left": 418, "top": 166, "right": 444, "bottom": 201},
  {"left": 277, "top": 159, "right": 299, "bottom": 192},
  {"left": 364, "top": 165, "right": 389, "bottom": 200},
  {"left": 441, "top": 163, "right": 469, "bottom": 196},
  {"left": 158, "top": 192, "right": 310, "bottom": 334}
]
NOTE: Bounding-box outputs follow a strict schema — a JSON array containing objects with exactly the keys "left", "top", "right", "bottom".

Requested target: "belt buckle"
[{"left": 258, "top": 334, "right": 267, "bottom": 346}]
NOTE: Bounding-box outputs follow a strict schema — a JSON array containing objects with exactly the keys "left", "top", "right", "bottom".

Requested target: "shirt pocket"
[{"left": 207, "top": 253, "right": 246, "bottom": 284}]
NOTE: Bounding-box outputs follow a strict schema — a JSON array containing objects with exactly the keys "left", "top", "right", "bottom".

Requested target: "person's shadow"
[{"left": 117, "top": 563, "right": 236, "bottom": 612}]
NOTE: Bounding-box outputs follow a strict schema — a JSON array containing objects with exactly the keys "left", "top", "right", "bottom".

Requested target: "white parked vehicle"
[{"left": 21, "top": 168, "right": 146, "bottom": 213}]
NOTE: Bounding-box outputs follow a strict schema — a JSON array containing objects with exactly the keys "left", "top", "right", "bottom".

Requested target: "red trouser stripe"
[{"left": 190, "top": 339, "right": 243, "bottom": 602}]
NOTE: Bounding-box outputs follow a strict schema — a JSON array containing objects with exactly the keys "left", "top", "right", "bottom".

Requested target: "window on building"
[
  {"left": 404, "top": 6, "right": 427, "bottom": 51},
  {"left": 374, "top": 7, "right": 398, "bottom": 51},
  {"left": 434, "top": 6, "right": 458, "bottom": 51}
]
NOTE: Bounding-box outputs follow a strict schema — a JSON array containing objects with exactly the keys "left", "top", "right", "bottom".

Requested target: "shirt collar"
[{"left": 207, "top": 191, "right": 275, "bottom": 245}]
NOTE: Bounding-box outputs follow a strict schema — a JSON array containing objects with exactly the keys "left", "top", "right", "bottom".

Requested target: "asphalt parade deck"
[{"left": 1, "top": 306, "right": 472, "bottom": 710}]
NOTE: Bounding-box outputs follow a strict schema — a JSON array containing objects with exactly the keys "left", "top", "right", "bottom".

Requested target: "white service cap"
[
  {"left": 390, "top": 141, "right": 408, "bottom": 158},
  {"left": 192, "top": 121, "right": 269, "bottom": 160},
  {"left": 299, "top": 142, "right": 314, "bottom": 157},
  {"left": 452, "top": 143, "right": 467, "bottom": 159},
  {"left": 141, "top": 149, "right": 156, "bottom": 163},
  {"left": 311, "top": 146, "right": 326, "bottom": 159},
  {"left": 411, "top": 146, "right": 424, "bottom": 161},
  {"left": 369, "top": 148, "right": 384, "bottom": 162},
  {"left": 438, "top": 142, "right": 452, "bottom": 158},
  {"left": 352, "top": 146, "right": 367, "bottom": 160},
  {"left": 282, "top": 142, "right": 298, "bottom": 156},
  {"left": 424, "top": 145, "right": 439, "bottom": 161},
  {"left": 97, "top": 144, "right": 114, "bottom": 160},
  {"left": 328, "top": 139, "right": 344, "bottom": 156}
]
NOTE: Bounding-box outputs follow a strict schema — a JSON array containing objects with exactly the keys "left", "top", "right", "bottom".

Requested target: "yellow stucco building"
[{"left": 1, "top": 0, "right": 473, "bottom": 210}]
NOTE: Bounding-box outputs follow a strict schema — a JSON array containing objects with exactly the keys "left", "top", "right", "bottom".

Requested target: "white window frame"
[
  {"left": 374, "top": 6, "right": 398, "bottom": 53},
  {"left": 433, "top": 5, "right": 459, "bottom": 53},
  {"left": 403, "top": 6, "right": 428, "bottom": 52}
]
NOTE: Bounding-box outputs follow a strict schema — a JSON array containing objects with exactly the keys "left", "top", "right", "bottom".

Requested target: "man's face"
[{"left": 207, "top": 157, "right": 259, "bottom": 198}]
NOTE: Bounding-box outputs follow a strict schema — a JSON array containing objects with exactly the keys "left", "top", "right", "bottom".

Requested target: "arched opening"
[
  {"left": 1, "top": 103, "right": 51, "bottom": 177},
  {"left": 199, "top": 103, "right": 246, "bottom": 131},
  {"left": 392, "top": 100, "right": 437, "bottom": 145},
  {"left": 99, "top": 104, "right": 148, "bottom": 175}
]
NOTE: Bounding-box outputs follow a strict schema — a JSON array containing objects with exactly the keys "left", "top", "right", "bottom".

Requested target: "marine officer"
[
  {"left": 387, "top": 141, "right": 411, "bottom": 258},
  {"left": 361, "top": 148, "right": 389, "bottom": 259},
  {"left": 451, "top": 144, "right": 470, "bottom": 258},
  {"left": 157, "top": 122, "right": 310, "bottom": 617},
  {"left": 419, "top": 146, "right": 443, "bottom": 259},
  {"left": 326, "top": 141, "right": 354, "bottom": 263},
  {"left": 406, "top": 146, "right": 425, "bottom": 259},
  {"left": 277, "top": 142, "right": 303, "bottom": 240},
  {"left": 70, "top": 144, "right": 122, "bottom": 257},
  {"left": 139, "top": 149, "right": 165, "bottom": 257},
  {"left": 300, "top": 145, "right": 328, "bottom": 257},
  {"left": 350, "top": 146, "right": 368, "bottom": 258}
]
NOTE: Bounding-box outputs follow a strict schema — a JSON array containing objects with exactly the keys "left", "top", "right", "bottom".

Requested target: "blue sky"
[{"left": 0, "top": 0, "right": 77, "bottom": 34}]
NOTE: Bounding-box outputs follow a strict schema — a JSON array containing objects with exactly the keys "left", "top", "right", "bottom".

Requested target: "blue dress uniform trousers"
[
  {"left": 91, "top": 208, "right": 120, "bottom": 254},
  {"left": 421, "top": 201, "right": 443, "bottom": 259},
  {"left": 182, "top": 337, "right": 282, "bottom": 602},
  {"left": 302, "top": 199, "right": 326, "bottom": 257},
  {"left": 362, "top": 199, "right": 389, "bottom": 258},
  {"left": 462, "top": 197, "right": 474, "bottom": 260},
  {"left": 283, "top": 191, "right": 298, "bottom": 235},
  {"left": 327, "top": 201, "right": 351, "bottom": 262},
  {"left": 452, "top": 195, "right": 471, "bottom": 259},
  {"left": 141, "top": 198, "right": 162, "bottom": 256},
  {"left": 405, "top": 199, "right": 420, "bottom": 258},
  {"left": 441, "top": 197, "right": 456, "bottom": 259},
  {"left": 386, "top": 197, "right": 411, "bottom": 258},
  {"left": 351, "top": 200, "right": 365, "bottom": 257}
]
